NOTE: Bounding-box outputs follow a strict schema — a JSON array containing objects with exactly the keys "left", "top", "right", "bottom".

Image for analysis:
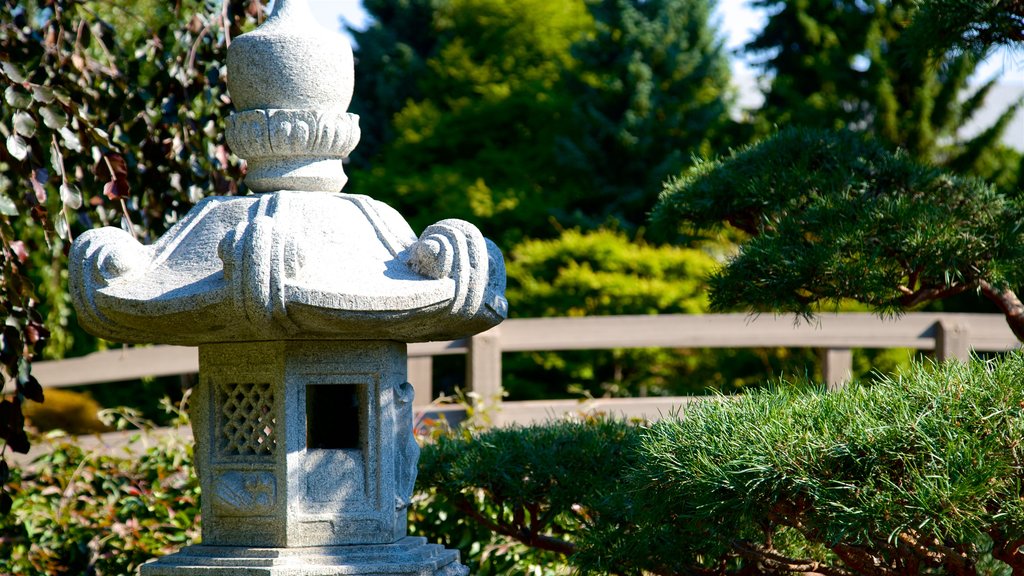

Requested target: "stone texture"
[
  {"left": 69, "top": 0, "right": 499, "bottom": 573},
  {"left": 226, "top": 0, "right": 356, "bottom": 193},
  {"left": 190, "top": 341, "right": 412, "bottom": 548},
  {"left": 139, "top": 537, "right": 469, "bottom": 576},
  {"left": 69, "top": 191, "right": 507, "bottom": 345}
]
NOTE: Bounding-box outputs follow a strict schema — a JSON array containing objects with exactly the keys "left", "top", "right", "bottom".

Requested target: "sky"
[{"left": 307, "top": 0, "right": 1022, "bottom": 149}]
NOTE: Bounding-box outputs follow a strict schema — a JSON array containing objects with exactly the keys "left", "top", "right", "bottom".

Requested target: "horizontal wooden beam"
[
  {"left": 30, "top": 313, "right": 1020, "bottom": 390},
  {"left": 497, "top": 313, "right": 1018, "bottom": 352},
  {"left": 32, "top": 345, "right": 199, "bottom": 388}
]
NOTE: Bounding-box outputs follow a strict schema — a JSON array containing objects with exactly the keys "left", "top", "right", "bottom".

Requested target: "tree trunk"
[{"left": 978, "top": 281, "right": 1024, "bottom": 342}]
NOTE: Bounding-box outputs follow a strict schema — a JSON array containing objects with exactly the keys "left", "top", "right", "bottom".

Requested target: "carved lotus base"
[{"left": 139, "top": 537, "right": 469, "bottom": 576}]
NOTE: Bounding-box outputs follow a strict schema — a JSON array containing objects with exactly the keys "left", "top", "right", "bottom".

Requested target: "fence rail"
[{"left": 30, "top": 312, "right": 1020, "bottom": 427}]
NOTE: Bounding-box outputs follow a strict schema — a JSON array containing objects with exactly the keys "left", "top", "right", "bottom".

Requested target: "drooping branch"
[
  {"left": 896, "top": 282, "right": 973, "bottom": 308},
  {"left": 731, "top": 540, "right": 857, "bottom": 576},
  {"left": 448, "top": 495, "right": 577, "bottom": 556}
]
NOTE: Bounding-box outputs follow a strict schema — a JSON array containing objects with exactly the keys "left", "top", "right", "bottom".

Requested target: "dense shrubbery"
[
  {"left": 424, "top": 352, "right": 1024, "bottom": 575},
  {"left": 3, "top": 353, "right": 1024, "bottom": 574},
  {"left": 0, "top": 403, "right": 199, "bottom": 576}
]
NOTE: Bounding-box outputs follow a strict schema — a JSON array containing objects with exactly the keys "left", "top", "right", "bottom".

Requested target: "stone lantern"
[{"left": 67, "top": 1, "right": 506, "bottom": 574}]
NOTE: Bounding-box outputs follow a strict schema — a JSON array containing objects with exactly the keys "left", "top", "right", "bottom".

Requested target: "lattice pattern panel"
[{"left": 218, "top": 382, "right": 277, "bottom": 456}]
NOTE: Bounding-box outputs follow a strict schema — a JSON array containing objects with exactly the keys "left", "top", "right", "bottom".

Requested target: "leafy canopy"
[{"left": 349, "top": 0, "right": 735, "bottom": 244}]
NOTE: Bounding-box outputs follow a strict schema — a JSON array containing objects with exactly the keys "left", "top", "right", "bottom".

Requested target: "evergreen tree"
[
  {"left": 557, "top": 0, "right": 735, "bottom": 230},
  {"left": 749, "top": 0, "right": 1021, "bottom": 177},
  {"left": 347, "top": 0, "right": 734, "bottom": 243},
  {"left": 746, "top": 0, "right": 877, "bottom": 130},
  {"left": 654, "top": 128, "right": 1024, "bottom": 339}
]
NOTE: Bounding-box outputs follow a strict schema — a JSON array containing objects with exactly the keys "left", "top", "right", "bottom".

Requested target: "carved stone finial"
[{"left": 225, "top": 0, "right": 360, "bottom": 193}]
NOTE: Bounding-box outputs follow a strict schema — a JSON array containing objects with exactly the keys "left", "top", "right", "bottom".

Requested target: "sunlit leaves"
[
  {"left": 59, "top": 184, "right": 82, "bottom": 210},
  {"left": 0, "top": 62, "right": 26, "bottom": 84},
  {"left": 38, "top": 106, "right": 65, "bottom": 130},
  {"left": 0, "top": 197, "right": 17, "bottom": 217},
  {"left": 0, "top": 0, "right": 264, "bottom": 509},
  {"left": 94, "top": 153, "right": 131, "bottom": 200},
  {"left": 12, "top": 112, "right": 36, "bottom": 138},
  {"left": 30, "top": 85, "right": 55, "bottom": 104},
  {"left": 4, "top": 86, "right": 31, "bottom": 108},
  {"left": 5, "top": 135, "right": 28, "bottom": 161}
]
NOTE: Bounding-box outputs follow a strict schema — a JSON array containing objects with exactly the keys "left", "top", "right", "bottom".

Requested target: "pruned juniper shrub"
[
  {"left": 4, "top": 353, "right": 1024, "bottom": 575},
  {"left": 415, "top": 416, "right": 639, "bottom": 575},
  {"left": 421, "top": 352, "right": 1024, "bottom": 575}
]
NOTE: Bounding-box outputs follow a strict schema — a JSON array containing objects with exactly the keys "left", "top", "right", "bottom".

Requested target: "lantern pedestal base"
[{"left": 139, "top": 537, "right": 468, "bottom": 576}]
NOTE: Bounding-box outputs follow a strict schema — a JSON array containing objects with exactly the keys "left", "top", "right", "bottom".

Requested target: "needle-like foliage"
[
  {"left": 583, "top": 352, "right": 1024, "bottom": 575},
  {"left": 420, "top": 353, "right": 1024, "bottom": 574},
  {"left": 652, "top": 128, "right": 1024, "bottom": 339}
]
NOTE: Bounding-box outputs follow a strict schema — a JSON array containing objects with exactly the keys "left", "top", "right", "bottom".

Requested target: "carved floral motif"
[{"left": 212, "top": 471, "right": 276, "bottom": 516}]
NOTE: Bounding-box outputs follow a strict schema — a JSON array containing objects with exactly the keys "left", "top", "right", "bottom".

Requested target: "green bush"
[
  {"left": 502, "top": 228, "right": 840, "bottom": 399},
  {"left": 0, "top": 407, "right": 199, "bottom": 576},
  {"left": 422, "top": 352, "right": 1024, "bottom": 575},
  {"left": 7, "top": 353, "right": 1024, "bottom": 575},
  {"left": 416, "top": 416, "right": 639, "bottom": 574}
]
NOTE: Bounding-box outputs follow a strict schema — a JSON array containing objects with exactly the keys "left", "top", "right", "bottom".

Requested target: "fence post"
[
  {"left": 819, "top": 348, "right": 852, "bottom": 391},
  {"left": 407, "top": 356, "right": 433, "bottom": 406},
  {"left": 935, "top": 319, "right": 970, "bottom": 362},
  {"left": 466, "top": 327, "right": 502, "bottom": 405}
]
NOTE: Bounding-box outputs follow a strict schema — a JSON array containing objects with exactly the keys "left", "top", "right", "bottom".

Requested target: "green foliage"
[
  {"left": 746, "top": 0, "right": 878, "bottom": 130},
  {"left": 501, "top": 229, "right": 903, "bottom": 398},
  {"left": 350, "top": 0, "right": 594, "bottom": 246},
  {"left": 0, "top": 0, "right": 263, "bottom": 502},
  {"left": 422, "top": 353, "right": 1024, "bottom": 575},
  {"left": 0, "top": 403, "right": 199, "bottom": 576},
  {"left": 417, "top": 416, "right": 639, "bottom": 574},
  {"left": 901, "top": 0, "right": 1024, "bottom": 60},
  {"left": 557, "top": 0, "right": 736, "bottom": 229},
  {"left": 748, "top": 0, "right": 1020, "bottom": 178},
  {"left": 506, "top": 228, "right": 716, "bottom": 318},
  {"left": 349, "top": 0, "right": 734, "bottom": 244},
  {"left": 653, "top": 128, "right": 1024, "bottom": 335},
  {"left": 503, "top": 229, "right": 798, "bottom": 399},
  {"left": 583, "top": 353, "right": 1024, "bottom": 574}
]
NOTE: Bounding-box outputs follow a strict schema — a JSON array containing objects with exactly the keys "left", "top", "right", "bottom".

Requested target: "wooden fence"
[{"left": 31, "top": 312, "right": 1020, "bottom": 427}]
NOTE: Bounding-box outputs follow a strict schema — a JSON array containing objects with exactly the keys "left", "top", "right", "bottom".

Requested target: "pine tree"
[
  {"left": 746, "top": 0, "right": 877, "bottom": 130},
  {"left": 750, "top": 0, "right": 1021, "bottom": 177},
  {"left": 653, "top": 126, "right": 1024, "bottom": 337},
  {"left": 556, "top": 0, "right": 734, "bottom": 230}
]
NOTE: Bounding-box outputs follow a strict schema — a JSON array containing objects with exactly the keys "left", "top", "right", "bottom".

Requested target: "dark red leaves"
[
  {"left": 18, "top": 376, "right": 43, "bottom": 403},
  {"left": 93, "top": 153, "right": 131, "bottom": 200},
  {"left": 1, "top": 326, "right": 21, "bottom": 372},
  {"left": 7, "top": 430, "right": 29, "bottom": 454},
  {"left": 28, "top": 169, "right": 47, "bottom": 203},
  {"left": 8, "top": 241, "right": 28, "bottom": 264}
]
